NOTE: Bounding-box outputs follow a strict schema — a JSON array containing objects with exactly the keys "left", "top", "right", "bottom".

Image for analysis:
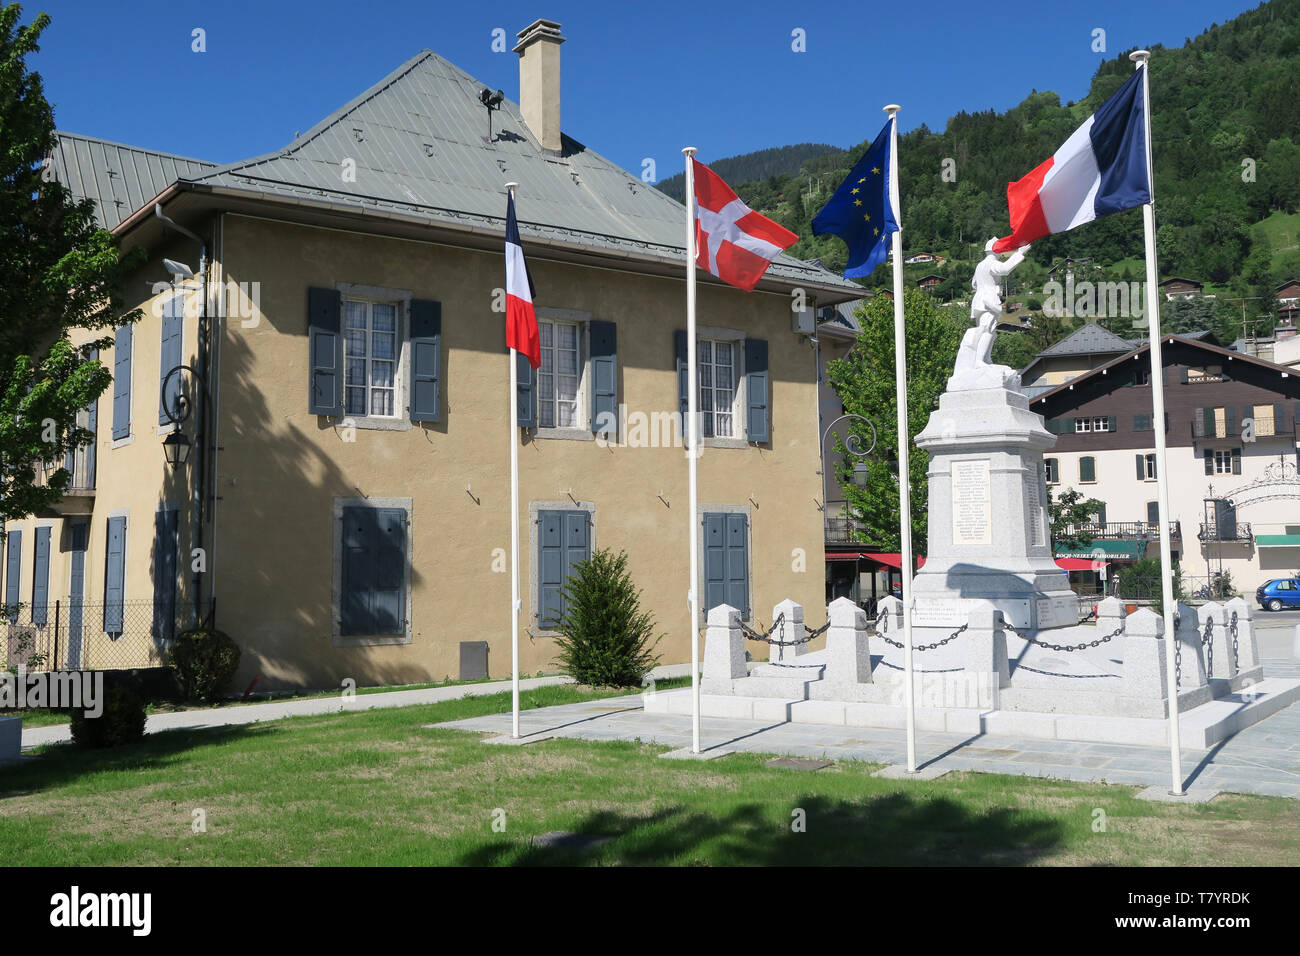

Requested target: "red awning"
[
  {"left": 862, "top": 552, "right": 927, "bottom": 570},
  {"left": 1055, "top": 558, "right": 1104, "bottom": 571}
]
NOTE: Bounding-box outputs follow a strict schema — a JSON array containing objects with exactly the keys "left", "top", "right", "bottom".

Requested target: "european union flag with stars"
[{"left": 812, "top": 120, "right": 898, "bottom": 278}]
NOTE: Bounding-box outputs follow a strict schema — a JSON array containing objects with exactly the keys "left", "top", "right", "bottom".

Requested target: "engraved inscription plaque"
[{"left": 951, "top": 459, "right": 992, "bottom": 545}]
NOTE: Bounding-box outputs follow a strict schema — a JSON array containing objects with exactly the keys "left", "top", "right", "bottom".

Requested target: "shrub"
[
  {"left": 169, "top": 628, "right": 240, "bottom": 701},
  {"left": 70, "top": 686, "right": 146, "bottom": 748},
  {"left": 554, "top": 549, "right": 662, "bottom": 688}
]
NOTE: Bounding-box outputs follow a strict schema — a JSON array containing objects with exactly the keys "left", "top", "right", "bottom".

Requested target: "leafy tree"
[
  {"left": 1048, "top": 487, "right": 1105, "bottom": 551},
  {"left": 0, "top": 5, "right": 142, "bottom": 530},
  {"left": 826, "top": 290, "right": 962, "bottom": 552}
]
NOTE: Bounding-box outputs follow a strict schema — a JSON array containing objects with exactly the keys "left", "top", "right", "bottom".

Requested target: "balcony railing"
[
  {"left": 1192, "top": 413, "right": 1294, "bottom": 441},
  {"left": 825, "top": 516, "right": 859, "bottom": 544},
  {"left": 1198, "top": 521, "right": 1253, "bottom": 543},
  {"left": 1062, "top": 520, "right": 1181, "bottom": 540}
]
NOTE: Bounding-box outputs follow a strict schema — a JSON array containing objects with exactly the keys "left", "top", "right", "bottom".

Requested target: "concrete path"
[
  {"left": 433, "top": 659, "right": 1300, "bottom": 801},
  {"left": 17, "top": 662, "right": 699, "bottom": 751}
]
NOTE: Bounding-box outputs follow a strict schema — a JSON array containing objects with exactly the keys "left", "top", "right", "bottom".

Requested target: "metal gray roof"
[
  {"left": 51, "top": 132, "right": 216, "bottom": 229},
  {"left": 174, "top": 50, "right": 857, "bottom": 291},
  {"left": 1039, "top": 321, "right": 1134, "bottom": 356}
]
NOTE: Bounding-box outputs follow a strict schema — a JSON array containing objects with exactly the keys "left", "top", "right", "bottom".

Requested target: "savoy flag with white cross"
[{"left": 691, "top": 158, "right": 799, "bottom": 291}]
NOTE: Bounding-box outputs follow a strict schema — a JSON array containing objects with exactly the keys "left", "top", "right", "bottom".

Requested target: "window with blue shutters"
[
  {"left": 31, "top": 527, "right": 50, "bottom": 627},
  {"left": 104, "top": 515, "right": 126, "bottom": 633},
  {"left": 152, "top": 509, "right": 179, "bottom": 640},
  {"left": 703, "top": 512, "right": 749, "bottom": 619},
  {"left": 536, "top": 509, "right": 591, "bottom": 629},
  {"left": 159, "top": 293, "right": 185, "bottom": 425},
  {"left": 112, "top": 324, "right": 133, "bottom": 440},
  {"left": 5, "top": 529, "right": 22, "bottom": 624},
  {"left": 339, "top": 504, "right": 407, "bottom": 637},
  {"left": 674, "top": 331, "right": 767, "bottom": 442}
]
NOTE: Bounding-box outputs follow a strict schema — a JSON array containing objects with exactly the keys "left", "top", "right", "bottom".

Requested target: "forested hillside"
[
  {"left": 668, "top": 0, "right": 1300, "bottom": 347},
  {"left": 655, "top": 143, "right": 844, "bottom": 202}
]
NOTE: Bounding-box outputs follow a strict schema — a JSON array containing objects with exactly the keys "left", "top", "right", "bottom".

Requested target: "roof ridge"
[
  {"left": 54, "top": 130, "right": 217, "bottom": 167},
  {"left": 188, "top": 50, "right": 440, "bottom": 182}
]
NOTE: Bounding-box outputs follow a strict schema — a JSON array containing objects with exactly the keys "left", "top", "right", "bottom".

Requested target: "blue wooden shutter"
[
  {"left": 372, "top": 508, "right": 406, "bottom": 634},
  {"left": 104, "top": 516, "right": 126, "bottom": 632},
  {"left": 744, "top": 338, "right": 770, "bottom": 442},
  {"left": 159, "top": 294, "right": 185, "bottom": 425},
  {"left": 1147, "top": 501, "right": 1160, "bottom": 525},
  {"left": 674, "top": 330, "right": 689, "bottom": 422},
  {"left": 112, "top": 324, "right": 132, "bottom": 440},
  {"left": 725, "top": 514, "right": 749, "bottom": 618},
  {"left": 1204, "top": 449, "right": 1213, "bottom": 475},
  {"left": 1135, "top": 454, "right": 1145, "bottom": 480},
  {"left": 308, "top": 287, "right": 344, "bottom": 416},
  {"left": 537, "top": 511, "right": 565, "bottom": 628},
  {"left": 409, "top": 299, "right": 441, "bottom": 423},
  {"left": 340, "top": 506, "right": 405, "bottom": 636},
  {"left": 1080, "top": 457, "right": 1095, "bottom": 482},
  {"left": 32, "top": 527, "right": 50, "bottom": 626},
  {"left": 703, "top": 514, "right": 727, "bottom": 615},
  {"left": 590, "top": 320, "right": 618, "bottom": 438},
  {"left": 152, "top": 509, "right": 178, "bottom": 640},
  {"left": 516, "top": 351, "right": 536, "bottom": 428},
  {"left": 5, "top": 529, "right": 21, "bottom": 624},
  {"left": 341, "top": 507, "right": 374, "bottom": 634}
]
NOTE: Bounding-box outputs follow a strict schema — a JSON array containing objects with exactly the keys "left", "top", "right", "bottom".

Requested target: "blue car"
[{"left": 1256, "top": 578, "right": 1300, "bottom": 612}]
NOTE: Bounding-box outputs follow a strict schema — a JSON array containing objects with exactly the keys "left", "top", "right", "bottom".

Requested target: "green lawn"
[{"left": 1, "top": 683, "right": 1295, "bottom": 866}]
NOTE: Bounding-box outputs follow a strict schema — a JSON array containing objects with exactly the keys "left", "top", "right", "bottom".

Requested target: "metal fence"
[{"left": 2, "top": 599, "right": 214, "bottom": 672}]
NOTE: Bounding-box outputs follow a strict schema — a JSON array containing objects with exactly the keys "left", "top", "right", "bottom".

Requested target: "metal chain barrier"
[
  {"left": 873, "top": 621, "right": 969, "bottom": 652},
  {"left": 1175, "top": 635, "right": 1182, "bottom": 688},
  {"left": 1016, "top": 664, "right": 1116, "bottom": 679},
  {"left": 1003, "top": 619, "right": 1124, "bottom": 652},
  {"left": 1230, "top": 611, "right": 1239, "bottom": 671},
  {"left": 738, "top": 613, "right": 784, "bottom": 643},
  {"left": 803, "top": 620, "right": 831, "bottom": 640}
]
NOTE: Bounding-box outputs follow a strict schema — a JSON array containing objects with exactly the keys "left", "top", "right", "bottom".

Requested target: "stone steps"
[{"left": 641, "top": 677, "right": 1300, "bottom": 748}]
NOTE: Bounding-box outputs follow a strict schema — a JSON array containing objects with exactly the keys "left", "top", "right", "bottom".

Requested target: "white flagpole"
[
  {"left": 884, "top": 105, "right": 918, "bottom": 774},
  {"left": 1130, "top": 51, "right": 1183, "bottom": 795},
  {"left": 683, "top": 147, "right": 702, "bottom": 754},
  {"left": 506, "top": 181, "right": 522, "bottom": 740}
]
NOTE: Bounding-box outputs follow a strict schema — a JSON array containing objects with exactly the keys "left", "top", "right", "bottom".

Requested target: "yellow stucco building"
[{"left": 5, "top": 21, "right": 859, "bottom": 691}]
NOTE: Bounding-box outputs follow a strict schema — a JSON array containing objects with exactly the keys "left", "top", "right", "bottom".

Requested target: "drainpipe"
[{"left": 154, "top": 203, "right": 207, "bottom": 629}]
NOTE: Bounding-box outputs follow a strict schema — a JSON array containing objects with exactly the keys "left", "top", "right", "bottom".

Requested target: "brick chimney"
[{"left": 514, "top": 19, "right": 564, "bottom": 152}]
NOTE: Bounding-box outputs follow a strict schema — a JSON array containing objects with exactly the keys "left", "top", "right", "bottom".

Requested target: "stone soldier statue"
[{"left": 950, "top": 239, "right": 1031, "bottom": 390}]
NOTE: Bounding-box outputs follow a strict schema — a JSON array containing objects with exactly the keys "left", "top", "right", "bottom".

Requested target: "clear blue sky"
[{"left": 29, "top": 0, "right": 1257, "bottom": 178}]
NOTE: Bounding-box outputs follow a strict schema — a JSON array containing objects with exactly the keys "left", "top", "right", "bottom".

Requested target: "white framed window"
[
  {"left": 1143, "top": 453, "right": 1157, "bottom": 480},
  {"left": 699, "top": 339, "right": 738, "bottom": 438},
  {"left": 343, "top": 299, "right": 399, "bottom": 418},
  {"left": 1074, "top": 416, "right": 1108, "bottom": 433},
  {"left": 538, "top": 319, "right": 583, "bottom": 429},
  {"left": 1213, "top": 449, "right": 1233, "bottom": 474},
  {"left": 1043, "top": 458, "right": 1058, "bottom": 484}
]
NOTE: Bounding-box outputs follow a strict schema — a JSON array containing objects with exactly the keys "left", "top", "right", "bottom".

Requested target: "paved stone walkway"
[
  {"left": 16, "top": 662, "right": 698, "bottom": 751},
  {"left": 434, "top": 660, "right": 1300, "bottom": 800}
]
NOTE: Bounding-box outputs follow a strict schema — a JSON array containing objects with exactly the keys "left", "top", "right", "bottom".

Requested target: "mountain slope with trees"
[{"left": 678, "top": 0, "right": 1300, "bottom": 347}]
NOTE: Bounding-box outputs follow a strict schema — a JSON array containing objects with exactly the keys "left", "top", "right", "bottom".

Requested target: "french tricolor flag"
[
  {"left": 505, "top": 192, "right": 540, "bottom": 369},
  {"left": 994, "top": 69, "right": 1151, "bottom": 253}
]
